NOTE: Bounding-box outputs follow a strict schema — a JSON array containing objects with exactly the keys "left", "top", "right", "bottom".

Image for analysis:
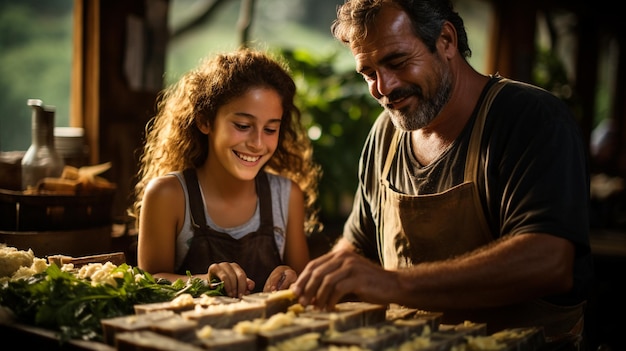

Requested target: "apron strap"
[
  {"left": 464, "top": 77, "right": 509, "bottom": 236},
  {"left": 381, "top": 129, "right": 401, "bottom": 187},
  {"left": 379, "top": 129, "right": 401, "bottom": 265},
  {"left": 464, "top": 78, "right": 509, "bottom": 182},
  {"left": 182, "top": 168, "right": 206, "bottom": 231},
  {"left": 256, "top": 171, "right": 274, "bottom": 229}
]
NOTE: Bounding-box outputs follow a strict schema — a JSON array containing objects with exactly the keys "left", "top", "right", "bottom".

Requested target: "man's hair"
[{"left": 331, "top": 0, "right": 472, "bottom": 59}]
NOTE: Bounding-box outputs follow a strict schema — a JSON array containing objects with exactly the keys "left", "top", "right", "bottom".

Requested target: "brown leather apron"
[
  {"left": 176, "top": 168, "right": 283, "bottom": 293},
  {"left": 378, "top": 79, "right": 585, "bottom": 341}
]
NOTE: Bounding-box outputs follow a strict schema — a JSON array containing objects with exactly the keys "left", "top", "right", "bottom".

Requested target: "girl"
[{"left": 132, "top": 48, "right": 321, "bottom": 298}]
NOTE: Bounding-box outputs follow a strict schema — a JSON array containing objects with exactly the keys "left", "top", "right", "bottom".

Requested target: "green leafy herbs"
[{"left": 0, "top": 263, "right": 224, "bottom": 343}]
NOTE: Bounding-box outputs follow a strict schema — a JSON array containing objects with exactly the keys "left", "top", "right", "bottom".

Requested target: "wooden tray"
[
  {"left": 0, "top": 226, "right": 112, "bottom": 258},
  {"left": 0, "top": 188, "right": 115, "bottom": 232}
]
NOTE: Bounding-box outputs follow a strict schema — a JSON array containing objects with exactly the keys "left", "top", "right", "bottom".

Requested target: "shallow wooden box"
[
  {"left": 0, "top": 225, "right": 112, "bottom": 258},
  {"left": 0, "top": 188, "right": 115, "bottom": 231}
]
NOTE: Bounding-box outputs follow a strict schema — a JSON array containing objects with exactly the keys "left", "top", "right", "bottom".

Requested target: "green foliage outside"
[
  {"left": 0, "top": 0, "right": 73, "bottom": 152},
  {"left": 0, "top": 0, "right": 599, "bottom": 223},
  {"left": 278, "top": 48, "right": 382, "bottom": 223},
  {"left": 532, "top": 46, "right": 584, "bottom": 126}
]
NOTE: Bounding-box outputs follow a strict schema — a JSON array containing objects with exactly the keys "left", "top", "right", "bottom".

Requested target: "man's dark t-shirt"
[{"left": 344, "top": 77, "right": 593, "bottom": 306}]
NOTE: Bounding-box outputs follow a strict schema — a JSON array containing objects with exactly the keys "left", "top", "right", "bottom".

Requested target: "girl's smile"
[{"left": 233, "top": 150, "right": 262, "bottom": 163}]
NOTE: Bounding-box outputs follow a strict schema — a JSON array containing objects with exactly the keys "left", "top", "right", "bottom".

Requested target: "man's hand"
[{"left": 291, "top": 248, "right": 394, "bottom": 310}]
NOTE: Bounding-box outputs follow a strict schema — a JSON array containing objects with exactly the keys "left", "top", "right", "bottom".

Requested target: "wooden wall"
[{"left": 72, "top": 0, "right": 168, "bottom": 218}]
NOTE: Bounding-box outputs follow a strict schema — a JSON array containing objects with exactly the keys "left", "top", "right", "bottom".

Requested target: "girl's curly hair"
[{"left": 131, "top": 48, "right": 322, "bottom": 235}]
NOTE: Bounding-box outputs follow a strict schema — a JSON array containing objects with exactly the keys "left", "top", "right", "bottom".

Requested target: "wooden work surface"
[{"left": 0, "top": 310, "right": 113, "bottom": 351}]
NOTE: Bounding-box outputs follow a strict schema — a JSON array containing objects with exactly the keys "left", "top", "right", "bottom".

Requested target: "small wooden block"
[
  {"left": 181, "top": 301, "right": 265, "bottom": 329},
  {"left": 194, "top": 327, "right": 257, "bottom": 351},
  {"left": 299, "top": 302, "right": 387, "bottom": 332},
  {"left": 115, "top": 330, "right": 205, "bottom": 351},
  {"left": 322, "top": 319, "right": 427, "bottom": 351},
  {"left": 101, "top": 311, "right": 176, "bottom": 346},
  {"left": 149, "top": 314, "right": 198, "bottom": 341},
  {"left": 241, "top": 289, "right": 297, "bottom": 318}
]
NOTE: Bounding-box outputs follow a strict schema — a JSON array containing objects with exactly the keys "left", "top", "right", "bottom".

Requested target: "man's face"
[{"left": 350, "top": 6, "right": 452, "bottom": 131}]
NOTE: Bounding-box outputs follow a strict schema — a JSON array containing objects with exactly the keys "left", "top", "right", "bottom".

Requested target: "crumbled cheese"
[
  {"left": 198, "top": 294, "right": 217, "bottom": 305},
  {"left": 196, "top": 325, "right": 213, "bottom": 339},
  {"left": 191, "top": 300, "right": 259, "bottom": 314},
  {"left": 328, "top": 312, "right": 341, "bottom": 334},
  {"left": 287, "top": 303, "right": 305, "bottom": 314},
  {"left": 10, "top": 257, "right": 49, "bottom": 280},
  {"left": 393, "top": 336, "right": 432, "bottom": 351},
  {"left": 0, "top": 245, "right": 35, "bottom": 278},
  {"left": 327, "top": 345, "right": 369, "bottom": 351},
  {"left": 465, "top": 335, "right": 506, "bottom": 350},
  {"left": 61, "top": 263, "right": 75, "bottom": 271},
  {"left": 170, "top": 293, "right": 194, "bottom": 307},
  {"left": 491, "top": 328, "right": 533, "bottom": 340},
  {"left": 383, "top": 325, "right": 432, "bottom": 351},
  {"left": 126, "top": 315, "right": 139, "bottom": 324},
  {"left": 77, "top": 261, "right": 120, "bottom": 287},
  {"left": 266, "top": 332, "right": 321, "bottom": 351},
  {"left": 354, "top": 327, "right": 378, "bottom": 338},
  {"left": 232, "top": 311, "right": 297, "bottom": 334},
  {"left": 267, "top": 288, "right": 296, "bottom": 301},
  {"left": 233, "top": 318, "right": 264, "bottom": 334},
  {"left": 259, "top": 311, "right": 296, "bottom": 332}
]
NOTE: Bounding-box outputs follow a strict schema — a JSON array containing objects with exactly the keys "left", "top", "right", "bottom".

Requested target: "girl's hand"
[
  {"left": 208, "top": 262, "right": 255, "bottom": 298},
  {"left": 264, "top": 265, "right": 297, "bottom": 292}
]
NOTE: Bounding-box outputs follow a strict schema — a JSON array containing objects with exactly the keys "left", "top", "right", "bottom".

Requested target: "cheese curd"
[
  {"left": 77, "top": 261, "right": 123, "bottom": 287},
  {"left": 170, "top": 293, "right": 195, "bottom": 307},
  {"left": 287, "top": 303, "right": 305, "bottom": 314},
  {"left": 0, "top": 245, "right": 35, "bottom": 278},
  {"left": 196, "top": 325, "right": 213, "bottom": 339},
  {"left": 198, "top": 295, "right": 218, "bottom": 305},
  {"left": 233, "top": 311, "right": 297, "bottom": 334},
  {"left": 465, "top": 335, "right": 505, "bottom": 350},
  {"left": 10, "top": 257, "right": 48, "bottom": 280},
  {"left": 266, "top": 332, "right": 321, "bottom": 351}
]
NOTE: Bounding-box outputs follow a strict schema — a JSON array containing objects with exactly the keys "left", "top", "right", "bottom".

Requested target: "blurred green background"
[{"left": 0, "top": 0, "right": 601, "bottom": 226}]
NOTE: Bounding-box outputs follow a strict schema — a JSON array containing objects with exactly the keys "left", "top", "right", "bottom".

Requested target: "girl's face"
[{"left": 201, "top": 87, "right": 283, "bottom": 181}]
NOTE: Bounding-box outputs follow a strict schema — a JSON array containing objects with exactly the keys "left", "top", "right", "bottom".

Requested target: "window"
[{"left": 0, "top": 0, "right": 74, "bottom": 152}]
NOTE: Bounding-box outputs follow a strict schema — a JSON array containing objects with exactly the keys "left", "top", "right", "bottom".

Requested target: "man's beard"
[{"left": 385, "top": 67, "right": 452, "bottom": 132}]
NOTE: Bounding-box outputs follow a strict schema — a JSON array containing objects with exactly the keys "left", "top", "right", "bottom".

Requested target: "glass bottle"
[{"left": 21, "top": 99, "right": 65, "bottom": 190}]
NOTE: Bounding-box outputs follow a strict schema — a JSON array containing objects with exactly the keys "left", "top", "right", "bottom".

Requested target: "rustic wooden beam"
[{"left": 486, "top": 1, "right": 537, "bottom": 83}]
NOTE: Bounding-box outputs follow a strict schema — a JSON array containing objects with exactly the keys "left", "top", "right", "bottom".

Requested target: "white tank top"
[{"left": 171, "top": 171, "right": 291, "bottom": 271}]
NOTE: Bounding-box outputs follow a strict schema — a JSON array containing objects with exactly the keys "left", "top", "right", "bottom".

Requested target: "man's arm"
[
  {"left": 293, "top": 232, "right": 575, "bottom": 311},
  {"left": 392, "top": 232, "right": 575, "bottom": 309},
  {"left": 332, "top": 237, "right": 356, "bottom": 253}
]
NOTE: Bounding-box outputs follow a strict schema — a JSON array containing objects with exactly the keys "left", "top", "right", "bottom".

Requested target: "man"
[{"left": 292, "top": 0, "right": 593, "bottom": 345}]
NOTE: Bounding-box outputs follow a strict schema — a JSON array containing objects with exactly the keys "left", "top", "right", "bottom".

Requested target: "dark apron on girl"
[
  {"left": 176, "top": 168, "right": 283, "bottom": 293},
  {"left": 378, "top": 78, "right": 585, "bottom": 342}
]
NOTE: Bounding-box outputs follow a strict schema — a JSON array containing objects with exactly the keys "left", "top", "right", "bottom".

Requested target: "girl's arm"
[
  {"left": 263, "top": 181, "right": 310, "bottom": 292},
  {"left": 283, "top": 181, "right": 309, "bottom": 273},
  {"left": 137, "top": 176, "right": 193, "bottom": 282}
]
